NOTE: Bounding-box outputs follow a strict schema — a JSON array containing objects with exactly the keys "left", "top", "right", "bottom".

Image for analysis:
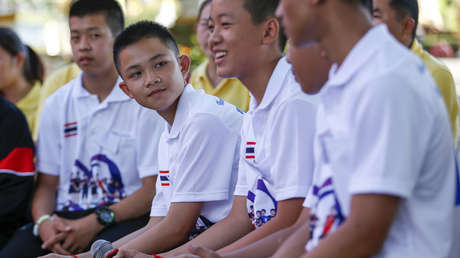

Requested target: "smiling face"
[
  {"left": 69, "top": 13, "right": 116, "bottom": 75},
  {"left": 208, "top": 0, "right": 265, "bottom": 78},
  {"left": 118, "top": 37, "right": 189, "bottom": 112}
]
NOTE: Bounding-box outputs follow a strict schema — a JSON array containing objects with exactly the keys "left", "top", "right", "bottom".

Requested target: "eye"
[
  {"left": 71, "top": 35, "right": 80, "bottom": 41},
  {"left": 90, "top": 33, "right": 100, "bottom": 39},
  {"left": 128, "top": 71, "right": 142, "bottom": 79},
  {"left": 221, "top": 22, "right": 232, "bottom": 28},
  {"left": 154, "top": 61, "right": 167, "bottom": 69},
  {"left": 207, "top": 21, "right": 215, "bottom": 32}
]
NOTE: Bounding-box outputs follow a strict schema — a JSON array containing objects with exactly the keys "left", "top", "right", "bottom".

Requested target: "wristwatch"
[{"left": 95, "top": 206, "right": 115, "bottom": 226}]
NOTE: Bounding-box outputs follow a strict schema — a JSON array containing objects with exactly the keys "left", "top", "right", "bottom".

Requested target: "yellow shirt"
[
  {"left": 33, "top": 63, "right": 80, "bottom": 140},
  {"left": 16, "top": 82, "right": 41, "bottom": 134},
  {"left": 412, "top": 40, "right": 459, "bottom": 143},
  {"left": 190, "top": 60, "right": 250, "bottom": 112}
]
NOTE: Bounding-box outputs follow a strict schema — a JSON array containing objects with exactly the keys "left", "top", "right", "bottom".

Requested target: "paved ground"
[{"left": 440, "top": 58, "right": 460, "bottom": 94}]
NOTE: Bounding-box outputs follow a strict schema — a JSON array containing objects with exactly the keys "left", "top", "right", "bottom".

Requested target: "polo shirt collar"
[
  {"left": 249, "top": 57, "right": 290, "bottom": 112},
  {"left": 73, "top": 73, "right": 128, "bottom": 103},
  {"left": 325, "top": 25, "right": 387, "bottom": 89},
  {"left": 168, "top": 84, "right": 193, "bottom": 139}
]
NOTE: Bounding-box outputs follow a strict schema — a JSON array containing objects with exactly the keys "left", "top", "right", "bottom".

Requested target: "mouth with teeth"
[{"left": 214, "top": 51, "right": 227, "bottom": 64}]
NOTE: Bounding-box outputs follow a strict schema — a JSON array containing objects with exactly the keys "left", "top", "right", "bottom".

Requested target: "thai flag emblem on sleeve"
[
  {"left": 245, "top": 142, "right": 256, "bottom": 160},
  {"left": 64, "top": 122, "right": 78, "bottom": 138},
  {"left": 159, "top": 170, "right": 170, "bottom": 186}
]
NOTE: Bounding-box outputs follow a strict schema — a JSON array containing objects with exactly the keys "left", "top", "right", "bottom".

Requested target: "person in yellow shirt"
[
  {"left": 33, "top": 63, "right": 80, "bottom": 140},
  {"left": 0, "top": 27, "right": 45, "bottom": 134},
  {"left": 190, "top": 0, "right": 250, "bottom": 112},
  {"left": 373, "top": 0, "right": 459, "bottom": 143}
]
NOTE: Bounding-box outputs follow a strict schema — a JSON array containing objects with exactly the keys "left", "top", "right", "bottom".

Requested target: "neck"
[
  {"left": 82, "top": 67, "right": 119, "bottom": 102},
  {"left": 206, "top": 57, "right": 223, "bottom": 88},
  {"left": 0, "top": 77, "right": 32, "bottom": 104},
  {"left": 319, "top": 4, "right": 372, "bottom": 67},
  {"left": 157, "top": 85, "right": 185, "bottom": 126},
  {"left": 239, "top": 54, "right": 282, "bottom": 105}
]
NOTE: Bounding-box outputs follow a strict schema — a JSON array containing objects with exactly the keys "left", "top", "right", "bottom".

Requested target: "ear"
[
  {"left": 401, "top": 17, "right": 415, "bottom": 45},
  {"left": 178, "top": 55, "right": 191, "bottom": 78},
  {"left": 14, "top": 52, "right": 26, "bottom": 70},
  {"left": 261, "top": 17, "right": 279, "bottom": 47},
  {"left": 119, "top": 81, "right": 134, "bottom": 99}
]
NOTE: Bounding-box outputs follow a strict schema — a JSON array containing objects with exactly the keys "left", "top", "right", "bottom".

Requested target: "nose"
[
  {"left": 79, "top": 35, "right": 91, "bottom": 51},
  {"left": 275, "top": 2, "right": 284, "bottom": 20},
  {"left": 208, "top": 27, "right": 221, "bottom": 52},
  {"left": 144, "top": 69, "right": 161, "bottom": 88}
]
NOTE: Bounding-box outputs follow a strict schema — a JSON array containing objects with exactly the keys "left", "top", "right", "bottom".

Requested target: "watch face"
[{"left": 97, "top": 207, "right": 114, "bottom": 225}]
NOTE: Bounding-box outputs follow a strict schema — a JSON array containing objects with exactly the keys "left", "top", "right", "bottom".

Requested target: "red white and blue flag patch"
[
  {"left": 159, "top": 170, "right": 170, "bottom": 186},
  {"left": 245, "top": 141, "right": 256, "bottom": 160},
  {"left": 64, "top": 122, "right": 77, "bottom": 138}
]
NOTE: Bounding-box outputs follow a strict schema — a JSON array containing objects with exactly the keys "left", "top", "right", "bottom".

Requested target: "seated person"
[
  {"left": 190, "top": 0, "right": 250, "bottom": 112},
  {"left": 0, "top": 0, "right": 163, "bottom": 257},
  {"left": 40, "top": 20, "right": 244, "bottom": 258},
  {"left": 0, "top": 96, "right": 35, "bottom": 249},
  {"left": 0, "top": 27, "right": 45, "bottom": 133}
]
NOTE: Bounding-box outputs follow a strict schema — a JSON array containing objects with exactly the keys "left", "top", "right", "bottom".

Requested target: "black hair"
[
  {"left": 113, "top": 21, "right": 180, "bottom": 75},
  {"left": 243, "top": 0, "right": 287, "bottom": 52},
  {"left": 197, "top": 0, "right": 213, "bottom": 22},
  {"left": 389, "top": 0, "right": 419, "bottom": 42},
  {"left": 69, "top": 0, "right": 124, "bottom": 36},
  {"left": 0, "top": 27, "right": 44, "bottom": 85}
]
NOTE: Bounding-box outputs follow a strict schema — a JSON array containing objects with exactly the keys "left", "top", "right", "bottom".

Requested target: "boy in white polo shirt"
[
  {"left": 148, "top": 1, "right": 319, "bottom": 258},
  {"left": 271, "top": 0, "right": 457, "bottom": 257},
  {"left": 83, "top": 20, "right": 243, "bottom": 257}
]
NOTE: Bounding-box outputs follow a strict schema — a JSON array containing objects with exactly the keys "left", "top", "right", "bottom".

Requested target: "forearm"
[
  {"left": 218, "top": 209, "right": 300, "bottom": 254},
  {"left": 120, "top": 216, "right": 190, "bottom": 254},
  {"left": 110, "top": 176, "right": 156, "bottom": 222},
  {"left": 223, "top": 222, "right": 300, "bottom": 258},
  {"left": 273, "top": 222, "right": 310, "bottom": 258},
  {"left": 76, "top": 218, "right": 161, "bottom": 258},
  {"left": 163, "top": 214, "right": 253, "bottom": 257},
  {"left": 32, "top": 175, "right": 58, "bottom": 221}
]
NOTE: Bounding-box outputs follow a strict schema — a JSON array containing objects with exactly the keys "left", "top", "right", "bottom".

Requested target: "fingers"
[
  {"left": 53, "top": 216, "right": 72, "bottom": 232},
  {"left": 41, "top": 232, "right": 67, "bottom": 250},
  {"left": 50, "top": 243, "right": 71, "bottom": 255}
]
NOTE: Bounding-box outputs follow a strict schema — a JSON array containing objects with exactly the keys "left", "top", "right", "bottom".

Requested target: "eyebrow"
[
  {"left": 217, "top": 13, "right": 234, "bottom": 19},
  {"left": 70, "top": 27, "right": 102, "bottom": 33},
  {"left": 124, "top": 53, "right": 167, "bottom": 74}
]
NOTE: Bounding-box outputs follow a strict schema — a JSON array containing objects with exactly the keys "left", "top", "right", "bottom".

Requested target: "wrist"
[
  {"left": 94, "top": 205, "right": 116, "bottom": 227},
  {"left": 33, "top": 214, "right": 53, "bottom": 237}
]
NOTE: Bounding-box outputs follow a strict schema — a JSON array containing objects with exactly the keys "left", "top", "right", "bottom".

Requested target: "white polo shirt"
[
  {"left": 233, "top": 57, "right": 318, "bottom": 228},
  {"left": 304, "top": 25, "right": 456, "bottom": 257},
  {"left": 149, "top": 85, "right": 243, "bottom": 223},
  {"left": 37, "top": 73, "right": 163, "bottom": 212}
]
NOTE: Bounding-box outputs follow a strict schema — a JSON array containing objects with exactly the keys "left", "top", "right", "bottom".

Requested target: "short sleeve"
[
  {"left": 136, "top": 107, "right": 164, "bottom": 178},
  {"left": 269, "top": 99, "right": 317, "bottom": 201},
  {"left": 36, "top": 97, "right": 61, "bottom": 176},
  {"left": 171, "top": 114, "right": 239, "bottom": 202},
  {"left": 234, "top": 154, "right": 249, "bottom": 196},
  {"left": 348, "top": 75, "right": 435, "bottom": 198}
]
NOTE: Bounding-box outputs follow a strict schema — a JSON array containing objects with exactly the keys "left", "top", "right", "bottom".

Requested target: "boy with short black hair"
[
  {"left": 97, "top": 20, "right": 241, "bottom": 257},
  {"left": 1, "top": 0, "right": 164, "bottom": 257}
]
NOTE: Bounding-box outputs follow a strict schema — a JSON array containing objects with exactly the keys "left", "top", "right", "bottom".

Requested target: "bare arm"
[
  {"left": 303, "top": 194, "right": 399, "bottom": 258},
  {"left": 119, "top": 202, "right": 203, "bottom": 254},
  {"left": 163, "top": 196, "right": 253, "bottom": 257},
  {"left": 218, "top": 198, "right": 304, "bottom": 254}
]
